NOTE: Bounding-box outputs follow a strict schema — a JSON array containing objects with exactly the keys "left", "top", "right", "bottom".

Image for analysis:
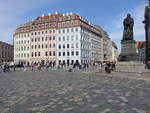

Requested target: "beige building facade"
[{"left": 0, "top": 41, "right": 14, "bottom": 63}]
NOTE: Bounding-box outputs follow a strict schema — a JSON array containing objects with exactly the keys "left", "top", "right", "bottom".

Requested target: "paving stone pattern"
[{"left": 0, "top": 70, "right": 150, "bottom": 113}]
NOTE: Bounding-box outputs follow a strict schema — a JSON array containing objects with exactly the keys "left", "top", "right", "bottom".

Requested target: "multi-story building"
[
  {"left": 98, "top": 27, "right": 112, "bottom": 61},
  {"left": 111, "top": 41, "right": 118, "bottom": 61},
  {"left": 136, "top": 41, "right": 146, "bottom": 61},
  {"left": 0, "top": 41, "right": 14, "bottom": 63},
  {"left": 14, "top": 12, "right": 115, "bottom": 65},
  {"left": 13, "top": 22, "right": 31, "bottom": 65}
]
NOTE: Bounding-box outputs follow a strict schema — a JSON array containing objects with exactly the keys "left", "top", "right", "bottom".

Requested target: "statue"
[{"left": 122, "top": 14, "right": 134, "bottom": 41}]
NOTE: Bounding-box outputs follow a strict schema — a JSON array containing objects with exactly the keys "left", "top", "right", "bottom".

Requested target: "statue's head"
[{"left": 127, "top": 13, "right": 131, "bottom": 18}]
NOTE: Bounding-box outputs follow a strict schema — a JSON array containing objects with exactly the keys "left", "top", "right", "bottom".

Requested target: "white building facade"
[
  {"left": 14, "top": 13, "right": 116, "bottom": 65},
  {"left": 111, "top": 41, "right": 118, "bottom": 61},
  {"left": 57, "top": 27, "right": 81, "bottom": 65},
  {"left": 14, "top": 29, "right": 31, "bottom": 65}
]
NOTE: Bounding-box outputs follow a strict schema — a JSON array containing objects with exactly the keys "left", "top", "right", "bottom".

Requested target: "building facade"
[
  {"left": 0, "top": 41, "right": 14, "bottom": 63},
  {"left": 14, "top": 13, "right": 116, "bottom": 65},
  {"left": 136, "top": 41, "right": 146, "bottom": 61},
  {"left": 111, "top": 41, "right": 118, "bottom": 61}
]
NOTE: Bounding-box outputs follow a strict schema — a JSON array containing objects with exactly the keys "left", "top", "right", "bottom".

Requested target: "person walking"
[
  {"left": 23, "top": 63, "right": 27, "bottom": 72},
  {"left": 31, "top": 63, "right": 34, "bottom": 71},
  {"left": 13, "top": 63, "right": 16, "bottom": 72},
  {"left": 46, "top": 62, "right": 49, "bottom": 71},
  {"left": 0, "top": 64, "right": 3, "bottom": 73}
]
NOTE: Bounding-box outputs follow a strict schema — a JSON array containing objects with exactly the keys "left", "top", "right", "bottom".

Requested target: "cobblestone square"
[{"left": 0, "top": 70, "right": 150, "bottom": 113}]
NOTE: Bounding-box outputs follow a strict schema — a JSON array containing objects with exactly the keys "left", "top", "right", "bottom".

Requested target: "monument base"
[
  {"left": 116, "top": 61, "right": 150, "bottom": 76},
  {"left": 118, "top": 40, "right": 139, "bottom": 61}
]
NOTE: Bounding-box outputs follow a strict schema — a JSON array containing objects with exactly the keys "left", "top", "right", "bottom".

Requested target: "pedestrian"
[
  {"left": 46, "top": 63, "right": 49, "bottom": 71},
  {"left": 0, "top": 64, "right": 3, "bottom": 73},
  {"left": 105, "top": 62, "right": 111, "bottom": 74},
  {"left": 23, "top": 63, "right": 27, "bottom": 72},
  {"left": 13, "top": 63, "right": 16, "bottom": 72},
  {"left": 38, "top": 63, "right": 41, "bottom": 70},
  {"left": 3, "top": 63, "right": 7, "bottom": 72},
  {"left": 31, "top": 63, "right": 34, "bottom": 71}
]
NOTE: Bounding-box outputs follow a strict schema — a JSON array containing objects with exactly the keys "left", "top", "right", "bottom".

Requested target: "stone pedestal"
[
  {"left": 116, "top": 61, "right": 150, "bottom": 76},
  {"left": 119, "top": 40, "right": 139, "bottom": 61}
]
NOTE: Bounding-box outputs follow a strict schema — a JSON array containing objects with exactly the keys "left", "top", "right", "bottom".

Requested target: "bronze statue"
[{"left": 122, "top": 14, "right": 134, "bottom": 41}]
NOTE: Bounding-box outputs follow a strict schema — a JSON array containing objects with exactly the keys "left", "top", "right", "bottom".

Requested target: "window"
[
  {"left": 24, "top": 53, "right": 26, "bottom": 57},
  {"left": 32, "top": 52, "right": 34, "bottom": 57},
  {"left": 58, "top": 30, "right": 61, "bottom": 34},
  {"left": 71, "top": 44, "right": 74, "bottom": 48},
  {"left": 67, "top": 29, "right": 69, "bottom": 33},
  {"left": 76, "top": 28, "right": 78, "bottom": 32},
  {"left": 63, "top": 29, "right": 65, "bottom": 33},
  {"left": 76, "top": 51, "right": 79, "bottom": 56},
  {"left": 35, "top": 52, "right": 37, "bottom": 57},
  {"left": 45, "top": 31, "right": 48, "bottom": 34},
  {"left": 35, "top": 38, "right": 37, "bottom": 42},
  {"left": 38, "top": 45, "right": 40, "bottom": 49},
  {"left": 38, "top": 38, "right": 40, "bottom": 41},
  {"left": 49, "top": 44, "right": 52, "bottom": 48},
  {"left": 67, "top": 44, "right": 69, "bottom": 48},
  {"left": 32, "top": 45, "right": 33, "bottom": 49},
  {"left": 53, "top": 36, "right": 55, "bottom": 40},
  {"left": 42, "top": 44, "right": 44, "bottom": 48},
  {"left": 42, "top": 31, "right": 44, "bottom": 34},
  {"left": 38, "top": 52, "right": 40, "bottom": 56},
  {"left": 38, "top": 32, "right": 40, "bottom": 35},
  {"left": 71, "top": 36, "right": 74, "bottom": 41},
  {"left": 76, "top": 43, "right": 79, "bottom": 48},
  {"left": 45, "top": 37, "right": 48, "bottom": 41},
  {"left": 71, "top": 28, "right": 74, "bottom": 32},
  {"left": 42, "top": 37, "right": 44, "bottom": 41},
  {"left": 59, "top": 37, "right": 61, "bottom": 41},
  {"left": 49, "top": 30, "right": 51, "bottom": 33},
  {"left": 53, "top": 51, "right": 55, "bottom": 56},
  {"left": 35, "top": 45, "right": 37, "bottom": 49},
  {"left": 53, "top": 44, "right": 55, "bottom": 48},
  {"left": 45, "top": 44, "right": 48, "bottom": 48},
  {"left": 53, "top": 30, "right": 55, "bottom": 33},
  {"left": 59, "top": 52, "right": 61, "bottom": 56},
  {"left": 45, "top": 52, "right": 48, "bottom": 56},
  {"left": 63, "top": 44, "right": 65, "bottom": 49},
  {"left": 59, "top": 45, "right": 61, "bottom": 49},
  {"left": 63, "top": 52, "right": 65, "bottom": 56},
  {"left": 63, "top": 36, "right": 65, "bottom": 41},
  {"left": 49, "top": 51, "right": 52, "bottom": 56},
  {"left": 32, "top": 39, "right": 34, "bottom": 42},
  {"left": 71, "top": 51, "right": 74, "bottom": 56},
  {"left": 67, "top": 52, "right": 70, "bottom": 56},
  {"left": 67, "top": 36, "right": 69, "bottom": 41},
  {"left": 76, "top": 35, "right": 78, "bottom": 40}
]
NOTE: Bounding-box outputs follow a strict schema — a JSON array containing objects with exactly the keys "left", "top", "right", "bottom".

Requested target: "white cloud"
[
  {"left": 0, "top": 0, "right": 61, "bottom": 44},
  {"left": 109, "top": 2, "right": 146, "bottom": 41}
]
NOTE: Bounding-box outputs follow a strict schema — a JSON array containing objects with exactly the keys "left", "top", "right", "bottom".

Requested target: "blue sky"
[{"left": 0, "top": 0, "right": 148, "bottom": 49}]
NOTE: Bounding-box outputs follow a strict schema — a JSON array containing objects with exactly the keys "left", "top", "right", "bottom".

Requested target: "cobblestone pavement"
[{"left": 0, "top": 70, "right": 150, "bottom": 113}]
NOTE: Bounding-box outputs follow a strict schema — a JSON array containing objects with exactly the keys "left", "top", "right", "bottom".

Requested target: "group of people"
[
  {"left": 0, "top": 63, "right": 14, "bottom": 73},
  {"left": 0, "top": 61, "right": 117, "bottom": 73},
  {"left": 104, "top": 62, "right": 116, "bottom": 73}
]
